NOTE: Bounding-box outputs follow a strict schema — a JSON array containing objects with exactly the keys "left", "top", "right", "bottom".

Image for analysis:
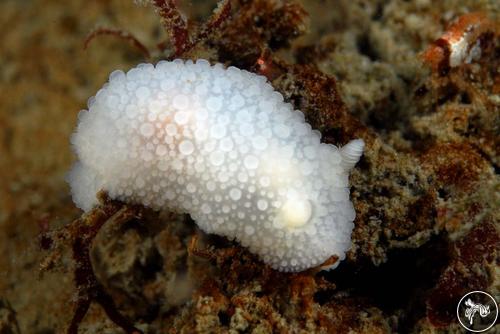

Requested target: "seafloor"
[{"left": 0, "top": 0, "right": 498, "bottom": 333}]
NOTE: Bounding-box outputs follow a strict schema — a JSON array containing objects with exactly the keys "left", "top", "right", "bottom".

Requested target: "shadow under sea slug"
[{"left": 67, "top": 59, "right": 364, "bottom": 272}]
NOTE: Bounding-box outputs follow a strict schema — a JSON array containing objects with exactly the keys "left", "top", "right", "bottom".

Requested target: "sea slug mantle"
[{"left": 67, "top": 59, "right": 364, "bottom": 272}]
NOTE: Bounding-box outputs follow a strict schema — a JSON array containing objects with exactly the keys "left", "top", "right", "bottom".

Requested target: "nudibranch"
[{"left": 67, "top": 59, "right": 364, "bottom": 272}]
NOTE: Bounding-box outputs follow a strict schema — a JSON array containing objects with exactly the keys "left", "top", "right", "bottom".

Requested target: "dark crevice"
[
  {"left": 437, "top": 187, "right": 450, "bottom": 200},
  {"left": 372, "top": 2, "right": 385, "bottom": 21},
  {"left": 459, "top": 92, "right": 471, "bottom": 104},
  {"left": 141, "top": 246, "right": 164, "bottom": 281},
  {"left": 218, "top": 311, "right": 231, "bottom": 326},
  {"left": 436, "top": 84, "right": 459, "bottom": 106},
  {"left": 356, "top": 34, "right": 379, "bottom": 62},
  {"left": 319, "top": 235, "right": 450, "bottom": 331}
]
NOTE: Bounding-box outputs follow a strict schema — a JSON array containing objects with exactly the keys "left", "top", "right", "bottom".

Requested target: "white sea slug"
[{"left": 67, "top": 59, "right": 364, "bottom": 272}]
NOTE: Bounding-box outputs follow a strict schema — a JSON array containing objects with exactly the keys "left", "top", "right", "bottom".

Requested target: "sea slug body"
[{"left": 67, "top": 59, "right": 364, "bottom": 272}]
